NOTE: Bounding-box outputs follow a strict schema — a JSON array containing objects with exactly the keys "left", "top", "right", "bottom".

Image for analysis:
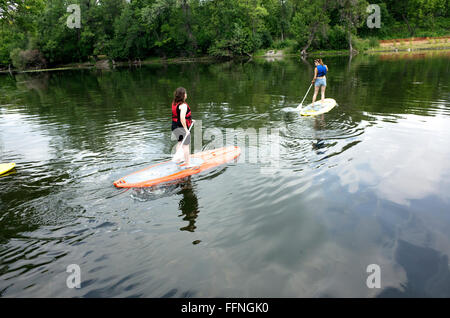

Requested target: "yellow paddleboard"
[
  {"left": 0, "top": 163, "right": 16, "bottom": 175},
  {"left": 300, "top": 98, "right": 337, "bottom": 116}
]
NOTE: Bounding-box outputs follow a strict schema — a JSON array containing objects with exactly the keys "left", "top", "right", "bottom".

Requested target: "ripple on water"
[{"left": 1, "top": 56, "right": 450, "bottom": 297}]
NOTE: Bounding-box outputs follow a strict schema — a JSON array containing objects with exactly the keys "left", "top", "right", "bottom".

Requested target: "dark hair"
[{"left": 173, "top": 87, "right": 186, "bottom": 104}]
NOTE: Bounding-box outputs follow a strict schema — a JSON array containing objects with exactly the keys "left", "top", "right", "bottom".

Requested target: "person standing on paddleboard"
[
  {"left": 172, "top": 87, "right": 194, "bottom": 165},
  {"left": 311, "top": 59, "right": 328, "bottom": 105}
]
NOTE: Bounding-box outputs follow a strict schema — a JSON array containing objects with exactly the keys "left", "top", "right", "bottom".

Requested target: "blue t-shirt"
[{"left": 317, "top": 65, "right": 327, "bottom": 77}]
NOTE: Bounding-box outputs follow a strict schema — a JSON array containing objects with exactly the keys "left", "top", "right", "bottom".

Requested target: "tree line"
[{"left": 0, "top": 0, "right": 448, "bottom": 69}]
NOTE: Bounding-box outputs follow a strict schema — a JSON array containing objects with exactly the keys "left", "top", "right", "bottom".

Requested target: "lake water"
[{"left": 1, "top": 52, "right": 450, "bottom": 297}]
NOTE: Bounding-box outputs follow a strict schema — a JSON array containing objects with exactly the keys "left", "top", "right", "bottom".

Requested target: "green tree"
[
  {"left": 0, "top": 0, "right": 44, "bottom": 66},
  {"left": 337, "top": 0, "right": 369, "bottom": 53},
  {"left": 1, "top": 0, "right": 449, "bottom": 68},
  {"left": 290, "top": 0, "right": 332, "bottom": 55},
  {"left": 140, "top": 0, "right": 177, "bottom": 58},
  {"left": 385, "top": 0, "right": 447, "bottom": 36},
  {"left": 107, "top": 2, "right": 149, "bottom": 60},
  {"left": 206, "top": 0, "right": 269, "bottom": 57}
]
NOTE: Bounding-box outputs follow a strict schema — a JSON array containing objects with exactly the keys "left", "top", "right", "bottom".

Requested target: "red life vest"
[{"left": 172, "top": 101, "right": 192, "bottom": 127}]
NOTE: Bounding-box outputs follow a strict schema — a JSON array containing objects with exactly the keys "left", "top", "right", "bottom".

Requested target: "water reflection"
[
  {"left": 15, "top": 73, "right": 50, "bottom": 93},
  {"left": 312, "top": 116, "right": 326, "bottom": 154},
  {"left": 129, "top": 177, "right": 201, "bottom": 233},
  {"left": 0, "top": 53, "right": 449, "bottom": 297},
  {"left": 378, "top": 240, "right": 450, "bottom": 297},
  {"left": 177, "top": 178, "right": 200, "bottom": 233}
]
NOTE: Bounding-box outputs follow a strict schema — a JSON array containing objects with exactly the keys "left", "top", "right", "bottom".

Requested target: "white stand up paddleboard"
[{"left": 299, "top": 98, "right": 337, "bottom": 116}]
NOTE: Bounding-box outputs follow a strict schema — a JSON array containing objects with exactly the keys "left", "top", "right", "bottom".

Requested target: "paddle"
[
  {"left": 172, "top": 120, "right": 195, "bottom": 163},
  {"left": 296, "top": 83, "right": 313, "bottom": 110}
]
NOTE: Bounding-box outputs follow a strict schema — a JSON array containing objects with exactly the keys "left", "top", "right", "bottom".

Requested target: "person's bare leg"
[
  {"left": 312, "top": 86, "right": 319, "bottom": 104},
  {"left": 174, "top": 141, "right": 183, "bottom": 162},
  {"left": 183, "top": 144, "right": 190, "bottom": 165},
  {"left": 321, "top": 85, "right": 326, "bottom": 103}
]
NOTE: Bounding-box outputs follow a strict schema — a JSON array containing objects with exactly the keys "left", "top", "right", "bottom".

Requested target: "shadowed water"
[{"left": 0, "top": 52, "right": 449, "bottom": 297}]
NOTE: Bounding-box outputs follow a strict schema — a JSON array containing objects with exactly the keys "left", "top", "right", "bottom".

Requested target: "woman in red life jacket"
[
  {"left": 311, "top": 58, "right": 328, "bottom": 105},
  {"left": 172, "top": 87, "right": 194, "bottom": 165}
]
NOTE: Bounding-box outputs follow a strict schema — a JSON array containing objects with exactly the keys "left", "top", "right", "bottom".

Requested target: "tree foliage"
[{"left": 0, "top": 0, "right": 448, "bottom": 68}]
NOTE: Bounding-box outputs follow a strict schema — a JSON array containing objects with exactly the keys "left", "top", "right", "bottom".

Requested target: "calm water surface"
[{"left": 1, "top": 52, "right": 450, "bottom": 297}]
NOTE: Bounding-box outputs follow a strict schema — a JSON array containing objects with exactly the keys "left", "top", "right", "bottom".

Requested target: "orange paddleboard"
[{"left": 114, "top": 146, "right": 241, "bottom": 188}]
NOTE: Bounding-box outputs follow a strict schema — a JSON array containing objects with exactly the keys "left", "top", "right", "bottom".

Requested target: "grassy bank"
[
  {"left": 367, "top": 36, "right": 450, "bottom": 53},
  {"left": 255, "top": 35, "right": 450, "bottom": 58}
]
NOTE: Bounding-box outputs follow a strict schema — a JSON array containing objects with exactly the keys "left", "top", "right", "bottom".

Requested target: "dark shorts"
[{"left": 172, "top": 122, "right": 191, "bottom": 145}]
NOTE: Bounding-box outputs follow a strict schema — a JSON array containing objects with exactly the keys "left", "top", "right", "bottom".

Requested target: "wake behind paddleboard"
[
  {"left": 0, "top": 163, "right": 16, "bottom": 175},
  {"left": 300, "top": 98, "right": 337, "bottom": 116},
  {"left": 114, "top": 146, "right": 241, "bottom": 188}
]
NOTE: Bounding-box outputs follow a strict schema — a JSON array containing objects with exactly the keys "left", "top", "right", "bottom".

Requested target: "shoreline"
[
  {"left": 367, "top": 46, "right": 450, "bottom": 54},
  {"left": 0, "top": 56, "right": 220, "bottom": 75},
  {"left": 1, "top": 46, "right": 449, "bottom": 75}
]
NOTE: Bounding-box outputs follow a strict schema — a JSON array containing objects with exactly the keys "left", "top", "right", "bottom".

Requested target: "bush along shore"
[{"left": 1, "top": 0, "right": 449, "bottom": 72}]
